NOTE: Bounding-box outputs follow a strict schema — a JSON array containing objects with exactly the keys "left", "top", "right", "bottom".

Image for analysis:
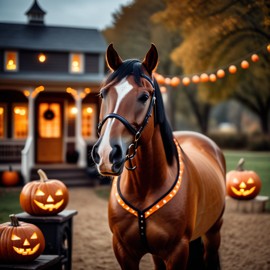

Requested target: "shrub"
[{"left": 208, "top": 132, "right": 247, "bottom": 149}]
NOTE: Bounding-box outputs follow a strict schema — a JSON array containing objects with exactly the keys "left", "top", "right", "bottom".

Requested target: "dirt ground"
[{"left": 68, "top": 186, "right": 270, "bottom": 270}]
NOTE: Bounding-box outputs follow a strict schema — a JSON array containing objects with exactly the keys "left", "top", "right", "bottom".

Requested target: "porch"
[
  {"left": 0, "top": 140, "right": 108, "bottom": 187},
  {"left": 0, "top": 88, "right": 101, "bottom": 184}
]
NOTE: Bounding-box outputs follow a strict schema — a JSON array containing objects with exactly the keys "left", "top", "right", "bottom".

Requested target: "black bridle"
[{"left": 97, "top": 74, "right": 156, "bottom": 170}]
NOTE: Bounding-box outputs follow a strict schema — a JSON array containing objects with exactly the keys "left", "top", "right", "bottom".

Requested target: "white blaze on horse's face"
[
  {"left": 114, "top": 79, "right": 133, "bottom": 113},
  {"left": 96, "top": 77, "right": 134, "bottom": 175}
]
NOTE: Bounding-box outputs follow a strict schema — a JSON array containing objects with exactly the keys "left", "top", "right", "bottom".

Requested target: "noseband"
[{"left": 97, "top": 74, "right": 156, "bottom": 170}]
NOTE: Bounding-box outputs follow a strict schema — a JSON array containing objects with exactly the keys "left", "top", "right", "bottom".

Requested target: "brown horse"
[{"left": 92, "top": 44, "right": 226, "bottom": 270}]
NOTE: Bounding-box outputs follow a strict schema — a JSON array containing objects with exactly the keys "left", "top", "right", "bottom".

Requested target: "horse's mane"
[{"left": 105, "top": 59, "right": 176, "bottom": 165}]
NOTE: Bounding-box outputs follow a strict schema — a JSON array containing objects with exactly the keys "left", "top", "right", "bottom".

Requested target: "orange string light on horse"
[{"left": 92, "top": 44, "right": 226, "bottom": 270}]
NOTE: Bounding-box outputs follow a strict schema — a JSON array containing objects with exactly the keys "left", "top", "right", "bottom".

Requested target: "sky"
[{"left": 0, "top": 0, "right": 132, "bottom": 29}]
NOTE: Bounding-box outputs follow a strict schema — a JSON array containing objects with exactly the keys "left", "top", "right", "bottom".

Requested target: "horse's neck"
[{"left": 121, "top": 128, "right": 177, "bottom": 202}]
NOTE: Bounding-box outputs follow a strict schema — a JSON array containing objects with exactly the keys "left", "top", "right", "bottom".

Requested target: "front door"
[{"left": 37, "top": 102, "right": 63, "bottom": 163}]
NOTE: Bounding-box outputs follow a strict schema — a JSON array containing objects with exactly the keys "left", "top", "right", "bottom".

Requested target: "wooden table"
[
  {"left": 0, "top": 255, "right": 61, "bottom": 270},
  {"left": 16, "top": 210, "right": 78, "bottom": 270}
]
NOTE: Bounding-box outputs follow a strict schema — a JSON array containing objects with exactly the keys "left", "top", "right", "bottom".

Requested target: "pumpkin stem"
[
  {"left": 8, "top": 165, "right": 12, "bottom": 171},
  {"left": 236, "top": 158, "right": 245, "bottom": 171},
  {"left": 38, "top": 169, "right": 48, "bottom": 182},
  {"left": 9, "top": 214, "right": 20, "bottom": 227}
]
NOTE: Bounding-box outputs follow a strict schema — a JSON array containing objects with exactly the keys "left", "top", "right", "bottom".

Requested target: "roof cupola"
[{"left": 25, "top": 0, "right": 46, "bottom": 25}]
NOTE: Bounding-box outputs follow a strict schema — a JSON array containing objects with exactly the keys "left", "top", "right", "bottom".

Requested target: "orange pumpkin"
[
  {"left": 20, "top": 169, "right": 69, "bottom": 215},
  {"left": 226, "top": 158, "right": 262, "bottom": 200},
  {"left": 1, "top": 165, "right": 20, "bottom": 187},
  {"left": 0, "top": 214, "right": 45, "bottom": 263}
]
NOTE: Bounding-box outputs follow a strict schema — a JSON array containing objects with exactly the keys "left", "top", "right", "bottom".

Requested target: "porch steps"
[{"left": 30, "top": 165, "right": 102, "bottom": 187}]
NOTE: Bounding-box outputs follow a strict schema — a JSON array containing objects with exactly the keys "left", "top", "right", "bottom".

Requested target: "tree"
[{"left": 154, "top": 0, "right": 270, "bottom": 134}]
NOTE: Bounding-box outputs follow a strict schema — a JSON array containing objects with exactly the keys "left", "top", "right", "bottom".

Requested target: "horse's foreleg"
[
  {"left": 152, "top": 255, "right": 166, "bottom": 270},
  {"left": 203, "top": 217, "right": 223, "bottom": 270},
  {"left": 112, "top": 236, "right": 141, "bottom": 270},
  {"left": 165, "top": 237, "right": 189, "bottom": 270},
  {"left": 187, "top": 237, "right": 205, "bottom": 270}
]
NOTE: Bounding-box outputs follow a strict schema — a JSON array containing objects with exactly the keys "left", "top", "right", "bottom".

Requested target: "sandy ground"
[{"left": 68, "top": 186, "right": 270, "bottom": 270}]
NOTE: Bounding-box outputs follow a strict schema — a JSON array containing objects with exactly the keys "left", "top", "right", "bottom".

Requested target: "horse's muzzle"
[{"left": 91, "top": 138, "right": 126, "bottom": 176}]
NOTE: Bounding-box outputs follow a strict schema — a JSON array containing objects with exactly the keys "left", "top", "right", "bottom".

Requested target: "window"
[
  {"left": 70, "top": 53, "right": 84, "bottom": 73},
  {"left": 0, "top": 105, "right": 5, "bottom": 138},
  {"left": 5, "top": 51, "right": 18, "bottom": 71},
  {"left": 13, "top": 104, "right": 28, "bottom": 139},
  {"left": 82, "top": 104, "right": 96, "bottom": 139}
]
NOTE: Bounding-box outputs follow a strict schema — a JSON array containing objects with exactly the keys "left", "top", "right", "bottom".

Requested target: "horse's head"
[{"left": 91, "top": 44, "right": 159, "bottom": 176}]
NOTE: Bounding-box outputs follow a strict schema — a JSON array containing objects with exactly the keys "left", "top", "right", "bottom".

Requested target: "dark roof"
[
  {"left": 25, "top": 0, "right": 46, "bottom": 15},
  {"left": 0, "top": 23, "right": 107, "bottom": 53}
]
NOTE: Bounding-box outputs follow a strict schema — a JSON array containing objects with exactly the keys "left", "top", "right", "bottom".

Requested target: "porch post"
[
  {"left": 75, "top": 89, "right": 86, "bottom": 167},
  {"left": 21, "top": 88, "right": 35, "bottom": 182},
  {"left": 28, "top": 90, "right": 35, "bottom": 144}
]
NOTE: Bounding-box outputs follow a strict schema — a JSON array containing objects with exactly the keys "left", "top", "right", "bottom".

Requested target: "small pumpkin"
[
  {"left": 1, "top": 165, "right": 20, "bottom": 187},
  {"left": 20, "top": 169, "right": 69, "bottom": 215},
  {"left": 226, "top": 158, "right": 262, "bottom": 200},
  {"left": 0, "top": 214, "right": 45, "bottom": 263}
]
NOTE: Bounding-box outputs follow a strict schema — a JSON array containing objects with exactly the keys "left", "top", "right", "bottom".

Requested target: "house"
[{"left": 0, "top": 0, "right": 107, "bottom": 183}]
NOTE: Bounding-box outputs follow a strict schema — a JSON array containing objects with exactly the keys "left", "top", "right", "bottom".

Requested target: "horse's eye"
[
  {"left": 138, "top": 93, "right": 150, "bottom": 104},
  {"left": 100, "top": 91, "right": 104, "bottom": 99}
]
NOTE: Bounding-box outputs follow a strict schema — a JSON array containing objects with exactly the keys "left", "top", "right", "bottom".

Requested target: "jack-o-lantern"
[
  {"left": 1, "top": 165, "right": 20, "bottom": 187},
  {"left": 226, "top": 158, "right": 262, "bottom": 200},
  {"left": 0, "top": 214, "right": 45, "bottom": 263},
  {"left": 20, "top": 169, "right": 69, "bottom": 215}
]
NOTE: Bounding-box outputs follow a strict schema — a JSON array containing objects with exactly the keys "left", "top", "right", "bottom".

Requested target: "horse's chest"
[{"left": 109, "top": 198, "right": 185, "bottom": 251}]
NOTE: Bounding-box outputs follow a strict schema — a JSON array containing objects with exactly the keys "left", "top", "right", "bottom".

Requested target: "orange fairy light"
[
  {"left": 267, "top": 44, "right": 270, "bottom": 53},
  {"left": 182, "top": 77, "right": 190, "bottom": 86},
  {"left": 192, "top": 75, "right": 200, "bottom": 84},
  {"left": 154, "top": 73, "right": 165, "bottom": 85},
  {"left": 228, "top": 65, "right": 237, "bottom": 74},
  {"left": 241, "top": 60, "right": 249, "bottom": 69},
  {"left": 170, "top": 77, "right": 180, "bottom": 87},
  {"left": 209, "top": 74, "right": 217, "bottom": 82},
  {"left": 164, "top": 77, "right": 171, "bottom": 85},
  {"left": 251, "top": 54, "right": 259, "bottom": 62},
  {"left": 217, "top": 69, "right": 225, "bottom": 78},
  {"left": 200, "top": 73, "right": 209, "bottom": 83}
]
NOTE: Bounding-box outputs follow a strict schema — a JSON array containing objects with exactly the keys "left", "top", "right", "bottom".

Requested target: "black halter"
[{"left": 97, "top": 74, "right": 156, "bottom": 170}]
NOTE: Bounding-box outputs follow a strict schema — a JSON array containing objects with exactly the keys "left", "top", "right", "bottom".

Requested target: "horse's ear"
[
  {"left": 106, "top": 44, "right": 123, "bottom": 71},
  {"left": 142, "top": 44, "right": 158, "bottom": 75}
]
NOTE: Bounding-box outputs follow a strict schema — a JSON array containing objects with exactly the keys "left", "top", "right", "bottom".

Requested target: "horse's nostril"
[
  {"left": 112, "top": 162, "right": 122, "bottom": 173},
  {"left": 91, "top": 144, "right": 100, "bottom": 164},
  {"left": 110, "top": 144, "right": 123, "bottom": 163},
  {"left": 110, "top": 144, "right": 124, "bottom": 174}
]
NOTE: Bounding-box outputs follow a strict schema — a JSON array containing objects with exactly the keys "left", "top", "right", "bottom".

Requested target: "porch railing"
[
  {"left": 0, "top": 140, "right": 25, "bottom": 162},
  {"left": 21, "top": 136, "right": 33, "bottom": 183}
]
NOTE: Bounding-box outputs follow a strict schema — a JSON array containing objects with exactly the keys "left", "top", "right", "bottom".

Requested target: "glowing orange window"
[
  {"left": 82, "top": 105, "right": 96, "bottom": 138},
  {"left": 39, "top": 103, "right": 61, "bottom": 138},
  {"left": 5, "top": 51, "right": 18, "bottom": 71},
  {"left": 70, "top": 53, "right": 84, "bottom": 73},
  {"left": 13, "top": 105, "right": 28, "bottom": 139},
  {"left": 0, "top": 106, "right": 5, "bottom": 138}
]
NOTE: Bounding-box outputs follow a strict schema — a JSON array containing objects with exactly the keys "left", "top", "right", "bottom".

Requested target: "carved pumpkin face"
[
  {"left": 20, "top": 169, "right": 69, "bottom": 215},
  {"left": 226, "top": 159, "right": 261, "bottom": 200},
  {"left": 12, "top": 231, "right": 41, "bottom": 256},
  {"left": 0, "top": 215, "right": 45, "bottom": 262},
  {"left": 33, "top": 186, "right": 65, "bottom": 212}
]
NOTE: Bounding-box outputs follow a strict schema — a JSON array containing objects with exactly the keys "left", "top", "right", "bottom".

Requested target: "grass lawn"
[
  {"left": 0, "top": 151, "right": 269, "bottom": 223},
  {"left": 0, "top": 188, "right": 22, "bottom": 223}
]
